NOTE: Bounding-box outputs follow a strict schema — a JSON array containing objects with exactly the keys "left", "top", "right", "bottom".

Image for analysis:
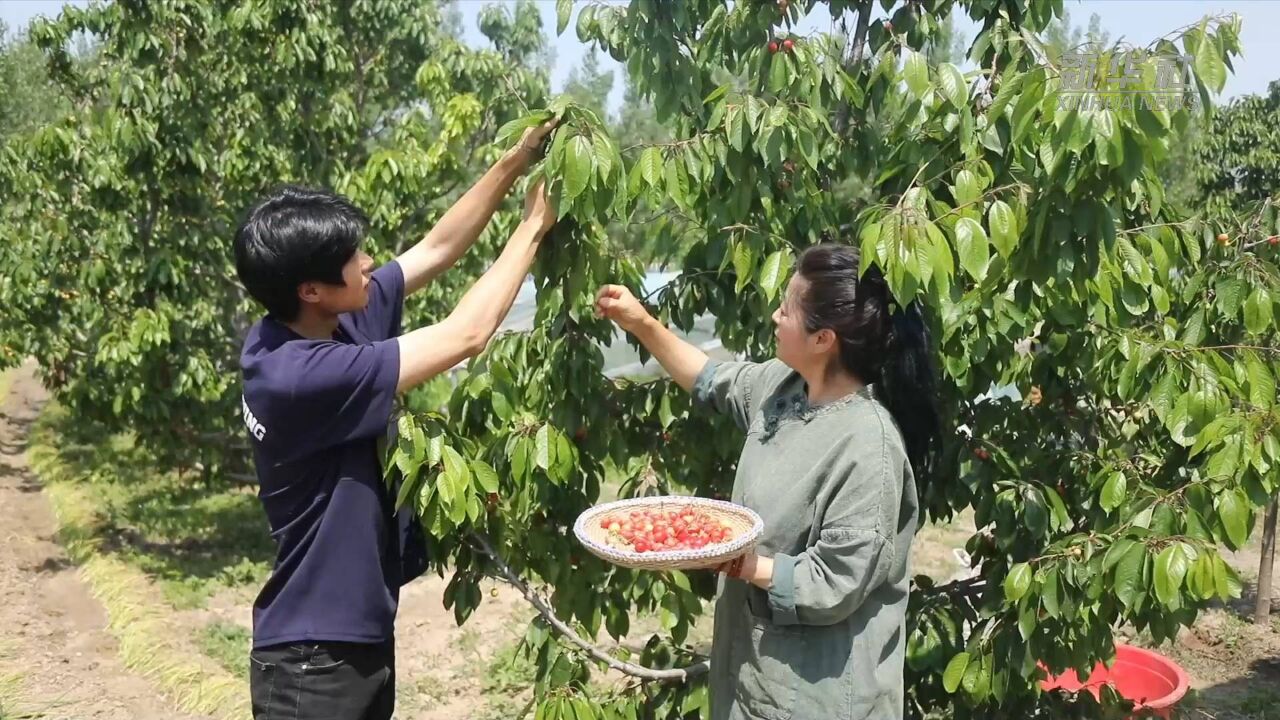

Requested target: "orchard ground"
[{"left": 0, "top": 364, "right": 1276, "bottom": 720}]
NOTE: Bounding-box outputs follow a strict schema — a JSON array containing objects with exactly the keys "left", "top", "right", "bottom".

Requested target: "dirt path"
[{"left": 0, "top": 363, "right": 205, "bottom": 720}]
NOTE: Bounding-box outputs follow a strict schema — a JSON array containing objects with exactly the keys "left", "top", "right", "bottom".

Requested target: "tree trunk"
[{"left": 1255, "top": 497, "right": 1278, "bottom": 625}]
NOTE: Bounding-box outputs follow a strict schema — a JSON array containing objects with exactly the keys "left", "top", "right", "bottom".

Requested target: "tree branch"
[{"left": 468, "top": 532, "right": 710, "bottom": 682}]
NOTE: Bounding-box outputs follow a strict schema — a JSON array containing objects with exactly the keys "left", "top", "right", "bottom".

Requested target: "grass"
[
  {"left": 29, "top": 405, "right": 273, "bottom": 609},
  {"left": 197, "top": 621, "right": 252, "bottom": 682},
  {"left": 28, "top": 403, "right": 253, "bottom": 719},
  {"left": 0, "top": 644, "right": 44, "bottom": 720},
  {"left": 477, "top": 634, "right": 538, "bottom": 720}
]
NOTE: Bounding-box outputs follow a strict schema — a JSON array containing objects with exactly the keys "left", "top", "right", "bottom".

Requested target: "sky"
[{"left": 3, "top": 0, "right": 1279, "bottom": 113}]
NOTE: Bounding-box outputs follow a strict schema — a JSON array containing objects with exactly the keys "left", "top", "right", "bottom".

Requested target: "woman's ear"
[{"left": 811, "top": 327, "right": 839, "bottom": 355}]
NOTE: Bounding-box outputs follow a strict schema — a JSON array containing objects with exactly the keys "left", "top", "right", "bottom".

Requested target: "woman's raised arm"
[{"left": 594, "top": 285, "right": 708, "bottom": 392}]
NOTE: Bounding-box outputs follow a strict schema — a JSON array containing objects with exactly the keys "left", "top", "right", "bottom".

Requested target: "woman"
[{"left": 594, "top": 243, "right": 941, "bottom": 720}]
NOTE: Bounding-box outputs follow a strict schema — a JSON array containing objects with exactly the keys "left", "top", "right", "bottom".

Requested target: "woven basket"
[{"left": 574, "top": 496, "right": 763, "bottom": 571}]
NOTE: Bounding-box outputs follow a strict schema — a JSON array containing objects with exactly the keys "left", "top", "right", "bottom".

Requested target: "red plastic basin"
[{"left": 1040, "top": 644, "right": 1190, "bottom": 718}]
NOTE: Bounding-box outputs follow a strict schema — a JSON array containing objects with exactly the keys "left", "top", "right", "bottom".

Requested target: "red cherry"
[
  {"left": 768, "top": 41, "right": 779, "bottom": 54},
  {"left": 1269, "top": 236, "right": 1279, "bottom": 246},
  {"left": 974, "top": 448, "right": 991, "bottom": 461},
  {"left": 782, "top": 39, "right": 794, "bottom": 52},
  {"left": 883, "top": 21, "right": 893, "bottom": 32}
]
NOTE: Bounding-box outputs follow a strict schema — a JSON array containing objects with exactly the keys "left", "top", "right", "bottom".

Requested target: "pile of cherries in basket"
[{"left": 599, "top": 507, "right": 734, "bottom": 553}]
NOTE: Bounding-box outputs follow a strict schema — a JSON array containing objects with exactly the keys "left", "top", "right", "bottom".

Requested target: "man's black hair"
[{"left": 233, "top": 185, "right": 370, "bottom": 322}]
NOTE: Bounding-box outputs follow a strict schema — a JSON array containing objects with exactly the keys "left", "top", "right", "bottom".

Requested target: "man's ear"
[{"left": 297, "top": 281, "right": 322, "bottom": 306}]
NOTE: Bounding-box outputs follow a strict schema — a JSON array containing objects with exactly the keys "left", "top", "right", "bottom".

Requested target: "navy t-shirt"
[{"left": 240, "top": 261, "right": 427, "bottom": 649}]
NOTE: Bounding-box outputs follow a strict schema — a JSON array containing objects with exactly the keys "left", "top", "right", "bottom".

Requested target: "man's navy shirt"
[{"left": 240, "top": 261, "right": 426, "bottom": 649}]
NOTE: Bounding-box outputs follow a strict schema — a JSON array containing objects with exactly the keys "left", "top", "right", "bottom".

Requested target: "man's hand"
[
  {"left": 396, "top": 118, "right": 558, "bottom": 297},
  {"left": 522, "top": 178, "right": 557, "bottom": 236},
  {"left": 506, "top": 119, "right": 559, "bottom": 172}
]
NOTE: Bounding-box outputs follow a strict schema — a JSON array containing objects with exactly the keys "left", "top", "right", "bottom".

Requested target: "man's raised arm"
[{"left": 395, "top": 121, "right": 557, "bottom": 296}]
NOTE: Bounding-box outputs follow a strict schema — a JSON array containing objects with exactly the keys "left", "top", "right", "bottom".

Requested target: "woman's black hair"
[
  {"left": 233, "top": 185, "right": 368, "bottom": 321},
  {"left": 796, "top": 243, "right": 942, "bottom": 484}
]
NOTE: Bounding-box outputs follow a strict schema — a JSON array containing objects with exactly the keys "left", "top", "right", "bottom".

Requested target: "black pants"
[{"left": 249, "top": 640, "right": 394, "bottom": 720}]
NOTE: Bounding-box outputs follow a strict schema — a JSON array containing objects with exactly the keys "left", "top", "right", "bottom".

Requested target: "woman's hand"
[
  {"left": 715, "top": 552, "right": 773, "bottom": 589},
  {"left": 521, "top": 178, "right": 557, "bottom": 236},
  {"left": 594, "top": 285, "right": 653, "bottom": 334}
]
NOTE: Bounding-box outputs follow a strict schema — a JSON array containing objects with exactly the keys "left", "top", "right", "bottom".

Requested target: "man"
[{"left": 233, "top": 121, "right": 556, "bottom": 720}]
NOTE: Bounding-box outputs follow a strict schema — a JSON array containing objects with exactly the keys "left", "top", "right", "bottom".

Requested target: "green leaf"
[
  {"left": 1245, "top": 352, "right": 1275, "bottom": 409},
  {"left": 495, "top": 113, "right": 549, "bottom": 145},
  {"left": 954, "top": 217, "right": 989, "bottom": 282},
  {"left": 1003, "top": 562, "right": 1032, "bottom": 602},
  {"left": 797, "top": 126, "right": 819, "bottom": 171},
  {"left": 394, "top": 470, "right": 420, "bottom": 511},
  {"left": 943, "top": 652, "right": 971, "bottom": 693},
  {"left": 938, "top": 63, "right": 967, "bottom": 108},
  {"left": 1153, "top": 544, "right": 1188, "bottom": 606},
  {"left": 564, "top": 135, "right": 593, "bottom": 201},
  {"left": 575, "top": 4, "right": 596, "bottom": 39},
  {"left": 768, "top": 53, "right": 789, "bottom": 93},
  {"left": 1215, "top": 277, "right": 1246, "bottom": 317},
  {"left": 592, "top": 137, "right": 613, "bottom": 181},
  {"left": 953, "top": 169, "right": 980, "bottom": 206},
  {"left": 733, "top": 242, "right": 755, "bottom": 293},
  {"left": 510, "top": 437, "right": 528, "bottom": 482},
  {"left": 1243, "top": 287, "right": 1273, "bottom": 335},
  {"left": 535, "top": 424, "right": 553, "bottom": 472},
  {"left": 658, "top": 392, "right": 674, "bottom": 429},
  {"left": 1100, "top": 471, "right": 1127, "bottom": 512},
  {"left": 556, "top": 0, "right": 572, "bottom": 35},
  {"left": 1188, "top": 553, "right": 1215, "bottom": 600},
  {"left": 1041, "top": 568, "right": 1061, "bottom": 618},
  {"left": 1194, "top": 34, "right": 1227, "bottom": 93},
  {"left": 1115, "top": 236, "right": 1151, "bottom": 285},
  {"left": 988, "top": 200, "right": 1018, "bottom": 257},
  {"left": 1114, "top": 540, "right": 1148, "bottom": 609},
  {"left": 639, "top": 147, "right": 663, "bottom": 188},
  {"left": 904, "top": 50, "right": 929, "bottom": 99},
  {"left": 471, "top": 460, "right": 499, "bottom": 494},
  {"left": 491, "top": 391, "right": 512, "bottom": 421},
  {"left": 665, "top": 158, "right": 690, "bottom": 210},
  {"left": 1218, "top": 488, "right": 1250, "bottom": 548},
  {"left": 728, "top": 104, "right": 748, "bottom": 152},
  {"left": 758, "top": 250, "right": 790, "bottom": 302}
]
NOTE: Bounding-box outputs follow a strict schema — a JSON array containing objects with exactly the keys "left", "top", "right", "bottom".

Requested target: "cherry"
[
  {"left": 1269, "top": 235, "right": 1279, "bottom": 246},
  {"left": 883, "top": 21, "right": 893, "bottom": 32},
  {"left": 777, "top": 179, "right": 791, "bottom": 190},
  {"left": 1217, "top": 233, "right": 1231, "bottom": 246},
  {"left": 768, "top": 41, "right": 779, "bottom": 54},
  {"left": 782, "top": 38, "right": 794, "bottom": 52},
  {"left": 782, "top": 160, "right": 796, "bottom": 173},
  {"left": 974, "top": 448, "right": 991, "bottom": 461}
]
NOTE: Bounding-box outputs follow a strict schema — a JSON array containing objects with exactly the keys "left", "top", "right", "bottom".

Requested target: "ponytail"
[
  {"left": 880, "top": 300, "right": 941, "bottom": 485},
  {"left": 796, "top": 244, "right": 942, "bottom": 485}
]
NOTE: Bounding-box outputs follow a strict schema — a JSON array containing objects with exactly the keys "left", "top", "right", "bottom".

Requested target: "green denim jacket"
[{"left": 695, "top": 359, "right": 918, "bottom": 720}]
